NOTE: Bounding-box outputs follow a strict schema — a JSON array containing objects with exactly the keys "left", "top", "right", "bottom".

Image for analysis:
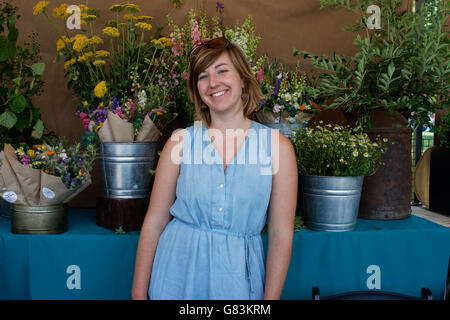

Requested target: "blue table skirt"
[{"left": 0, "top": 208, "right": 449, "bottom": 300}]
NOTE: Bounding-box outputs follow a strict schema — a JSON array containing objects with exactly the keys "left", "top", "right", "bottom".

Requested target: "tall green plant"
[
  {"left": 0, "top": 2, "right": 47, "bottom": 148},
  {"left": 294, "top": 0, "right": 450, "bottom": 129}
]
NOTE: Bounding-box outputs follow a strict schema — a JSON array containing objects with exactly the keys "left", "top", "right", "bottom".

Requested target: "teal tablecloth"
[{"left": 0, "top": 208, "right": 449, "bottom": 300}]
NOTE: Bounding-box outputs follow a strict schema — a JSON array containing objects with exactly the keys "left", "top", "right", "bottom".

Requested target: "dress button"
[
  {"left": 218, "top": 207, "right": 223, "bottom": 212},
  {"left": 219, "top": 184, "right": 224, "bottom": 188}
]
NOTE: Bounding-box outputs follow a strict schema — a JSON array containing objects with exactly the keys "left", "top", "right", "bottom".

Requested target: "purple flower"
[
  {"left": 273, "top": 74, "right": 284, "bottom": 99},
  {"left": 216, "top": 2, "right": 224, "bottom": 14},
  {"left": 111, "top": 97, "right": 120, "bottom": 110}
]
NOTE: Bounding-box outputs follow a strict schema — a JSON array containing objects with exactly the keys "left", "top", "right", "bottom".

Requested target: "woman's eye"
[
  {"left": 218, "top": 69, "right": 228, "bottom": 74},
  {"left": 198, "top": 74, "right": 208, "bottom": 80}
]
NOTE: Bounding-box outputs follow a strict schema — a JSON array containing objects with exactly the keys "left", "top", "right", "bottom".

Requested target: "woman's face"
[{"left": 196, "top": 51, "right": 245, "bottom": 116}]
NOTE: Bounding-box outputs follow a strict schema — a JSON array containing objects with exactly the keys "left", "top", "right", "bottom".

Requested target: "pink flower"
[
  {"left": 256, "top": 68, "right": 264, "bottom": 81},
  {"left": 172, "top": 45, "right": 183, "bottom": 56},
  {"left": 183, "top": 72, "right": 189, "bottom": 81},
  {"left": 82, "top": 117, "right": 91, "bottom": 130},
  {"left": 79, "top": 112, "right": 87, "bottom": 119},
  {"left": 273, "top": 104, "right": 282, "bottom": 113}
]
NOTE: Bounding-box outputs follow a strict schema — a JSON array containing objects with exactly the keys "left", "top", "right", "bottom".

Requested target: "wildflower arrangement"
[
  {"left": 33, "top": 1, "right": 180, "bottom": 144},
  {"left": 293, "top": 122, "right": 388, "bottom": 176},
  {"left": 255, "top": 58, "right": 320, "bottom": 123},
  {"left": 164, "top": 2, "right": 263, "bottom": 124},
  {"left": 14, "top": 140, "right": 96, "bottom": 189},
  {"left": 437, "top": 111, "right": 450, "bottom": 149}
]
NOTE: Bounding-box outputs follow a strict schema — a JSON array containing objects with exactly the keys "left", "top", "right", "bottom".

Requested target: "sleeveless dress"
[{"left": 148, "top": 120, "right": 273, "bottom": 300}]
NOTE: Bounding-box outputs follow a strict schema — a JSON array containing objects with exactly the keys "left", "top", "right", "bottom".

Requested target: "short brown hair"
[{"left": 187, "top": 41, "right": 264, "bottom": 126}]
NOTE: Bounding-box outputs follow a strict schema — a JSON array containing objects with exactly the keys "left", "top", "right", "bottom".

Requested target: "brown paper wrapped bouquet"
[{"left": 0, "top": 140, "right": 96, "bottom": 206}]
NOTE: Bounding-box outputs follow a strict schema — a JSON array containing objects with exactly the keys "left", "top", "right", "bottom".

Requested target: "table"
[{"left": 0, "top": 208, "right": 449, "bottom": 300}]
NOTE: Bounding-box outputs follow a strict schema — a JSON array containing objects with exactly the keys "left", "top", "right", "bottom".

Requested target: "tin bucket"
[
  {"left": 301, "top": 174, "right": 364, "bottom": 232},
  {"left": 99, "top": 142, "right": 156, "bottom": 199},
  {"left": 11, "top": 203, "right": 68, "bottom": 234}
]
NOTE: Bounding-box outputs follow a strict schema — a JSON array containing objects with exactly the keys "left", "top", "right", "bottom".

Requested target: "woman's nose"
[{"left": 208, "top": 73, "right": 218, "bottom": 87}]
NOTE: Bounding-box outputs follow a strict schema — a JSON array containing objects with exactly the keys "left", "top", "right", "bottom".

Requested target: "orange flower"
[
  {"left": 312, "top": 102, "right": 319, "bottom": 109},
  {"left": 46, "top": 150, "right": 56, "bottom": 156},
  {"left": 300, "top": 105, "right": 306, "bottom": 111}
]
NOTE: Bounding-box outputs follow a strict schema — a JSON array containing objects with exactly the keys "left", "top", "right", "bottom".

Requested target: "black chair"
[{"left": 312, "top": 286, "right": 432, "bottom": 300}]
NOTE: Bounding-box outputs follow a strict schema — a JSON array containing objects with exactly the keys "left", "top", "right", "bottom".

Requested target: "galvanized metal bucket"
[
  {"left": 301, "top": 174, "right": 364, "bottom": 232},
  {"left": 99, "top": 142, "right": 157, "bottom": 199},
  {"left": 11, "top": 203, "right": 68, "bottom": 234}
]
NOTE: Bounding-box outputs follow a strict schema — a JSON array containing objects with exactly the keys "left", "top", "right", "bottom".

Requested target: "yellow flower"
[
  {"left": 136, "top": 15, "right": 153, "bottom": 21},
  {"left": 52, "top": 3, "right": 68, "bottom": 19},
  {"left": 157, "top": 37, "right": 172, "bottom": 47},
  {"left": 94, "top": 81, "right": 107, "bottom": 98},
  {"left": 88, "top": 36, "right": 104, "bottom": 45},
  {"left": 71, "top": 34, "right": 89, "bottom": 52},
  {"left": 56, "top": 38, "right": 66, "bottom": 51},
  {"left": 125, "top": 4, "right": 141, "bottom": 13},
  {"left": 85, "top": 14, "right": 97, "bottom": 22},
  {"left": 95, "top": 122, "right": 103, "bottom": 132},
  {"left": 33, "top": 1, "right": 48, "bottom": 15},
  {"left": 64, "top": 58, "right": 76, "bottom": 69},
  {"left": 102, "top": 27, "right": 120, "bottom": 38},
  {"left": 77, "top": 52, "right": 92, "bottom": 62},
  {"left": 123, "top": 14, "right": 136, "bottom": 21},
  {"left": 82, "top": 101, "right": 88, "bottom": 106},
  {"left": 27, "top": 150, "right": 35, "bottom": 157},
  {"left": 95, "top": 50, "right": 110, "bottom": 58},
  {"left": 93, "top": 60, "right": 106, "bottom": 66},
  {"left": 135, "top": 22, "right": 152, "bottom": 31},
  {"left": 109, "top": 5, "right": 125, "bottom": 13}
]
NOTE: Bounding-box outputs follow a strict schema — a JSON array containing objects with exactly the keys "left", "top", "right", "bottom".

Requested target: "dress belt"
[{"left": 173, "top": 218, "right": 260, "bottom": 297}]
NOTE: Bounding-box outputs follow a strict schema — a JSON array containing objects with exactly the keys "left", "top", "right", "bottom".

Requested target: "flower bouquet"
[
  {"left": 33, "top": 2, "right": 179, "bottom": 144},
  {"left": 164, "top": 3, "right": 264, "bottom": 125},
  {"left": 0, "top": 140, "right": 96, "bottom": 206},
  {"left": 255, "top": 59, "right": 319, "bottom": 123}
]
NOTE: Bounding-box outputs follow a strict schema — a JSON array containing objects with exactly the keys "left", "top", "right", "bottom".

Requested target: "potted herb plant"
[
  {"left": 293, "top": 122, "right": 387, "bottom": 231},
  {"left": 294, "top": 0, "right": 449, "bottom": 219}
]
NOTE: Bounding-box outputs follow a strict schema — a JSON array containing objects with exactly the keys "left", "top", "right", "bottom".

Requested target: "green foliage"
[
  {"left": 293, "top": 123, "right": 388, "bottom": 176},
  {"left": 0, "top": 2, "right": 47, "bottom": 148},
  {"left": 437, "top": 110, "right": 450, "bottom": 149},
  {"left": 295, "top": 0, "right": 450, "bottom": 129}
]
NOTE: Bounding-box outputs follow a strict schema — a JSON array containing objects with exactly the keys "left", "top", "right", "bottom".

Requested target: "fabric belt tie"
[{"left": 174, "top": 218, "right": 260, "bottom": 297}]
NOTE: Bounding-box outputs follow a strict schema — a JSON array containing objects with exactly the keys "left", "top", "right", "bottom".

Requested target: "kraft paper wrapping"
[
  {"left": 0, "top": 144, "right": 92, "bottom": 206},
  {"left": 98, "top": 111, "right": 161, "bottom": 142}
]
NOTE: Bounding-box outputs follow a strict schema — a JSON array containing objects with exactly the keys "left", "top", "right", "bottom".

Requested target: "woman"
[{"left": 132, "top": 38, "right": 297, "bottom": 300}]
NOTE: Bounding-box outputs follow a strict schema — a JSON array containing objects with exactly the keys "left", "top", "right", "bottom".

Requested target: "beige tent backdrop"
[{"left": 11, "top": 0, "right": 413, "bottom": 207}]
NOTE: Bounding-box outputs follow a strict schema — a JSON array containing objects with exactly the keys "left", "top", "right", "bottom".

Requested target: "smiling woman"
[{"left": 132, "top": 38, "right": 298, "bottom": 300}]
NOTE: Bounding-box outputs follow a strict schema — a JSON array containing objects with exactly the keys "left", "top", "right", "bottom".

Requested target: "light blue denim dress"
[{"left": 148, "top": 120, "right": 273, "bottom": 300}]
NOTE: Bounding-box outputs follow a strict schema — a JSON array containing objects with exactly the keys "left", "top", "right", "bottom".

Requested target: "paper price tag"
[
  {"left": 2, "top": 191, "right": 17, "bottom": 203},
  {"left": 42, "top": 187, "right": 56, "bottom": 199}
]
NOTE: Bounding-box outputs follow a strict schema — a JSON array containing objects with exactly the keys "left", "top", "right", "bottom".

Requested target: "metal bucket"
[
  {"left": 11, "top": 203, "right": 68, "bottom": 234},
  {"left": 262, "top": 122, "right": 306, "bottom": 140},
  {"left": 99, "top": 142, "right": 156, "bottom": 199},
  {"left": 358, "top": 127, "right": 412, "bottom": 220},
  {"left": 301, "top": 174, "right": 364, "bottom": 232}
]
